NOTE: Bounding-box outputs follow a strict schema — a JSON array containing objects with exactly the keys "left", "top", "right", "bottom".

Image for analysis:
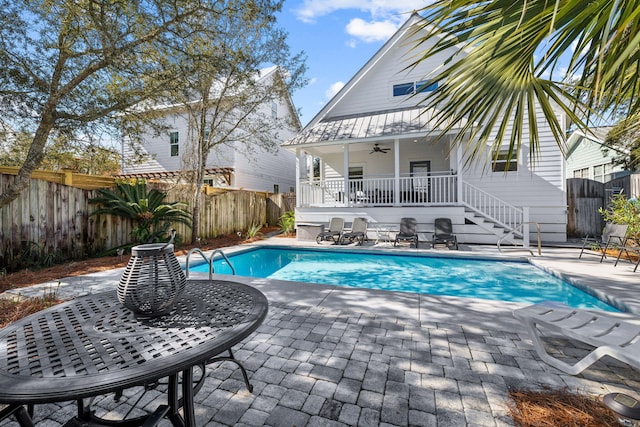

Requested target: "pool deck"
[{"left": 2, "top": 238, "right": 640, "bottom": 426}]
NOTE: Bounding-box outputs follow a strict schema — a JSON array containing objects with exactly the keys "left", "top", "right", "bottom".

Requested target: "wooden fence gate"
[{"left": 566, "top": 178, "right": 605, "bottom": 238}]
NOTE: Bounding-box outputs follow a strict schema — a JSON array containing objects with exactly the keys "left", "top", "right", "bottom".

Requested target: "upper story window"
[
  {"left": 492, "top": 148, "right": 518, "bottom": 172},
  {"left": 169, "top": 131, "right": 179, "bottom": 157},
  {"left": 393, "top": 80, "right": 438, "bottom": 97},
  {"left": 271, "top": 101, "right": 278, "bottom": 119}
]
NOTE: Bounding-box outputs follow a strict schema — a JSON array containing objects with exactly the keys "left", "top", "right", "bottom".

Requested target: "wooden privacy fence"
[
  {"left": 0, "top": 173, "right": 294, "bottom": 270},
  {"left": 566, "top": 178, "right": 605, "bottom": 238}
]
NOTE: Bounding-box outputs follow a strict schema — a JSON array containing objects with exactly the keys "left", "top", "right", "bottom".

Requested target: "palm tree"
[
  {"left": 90, "top": 181, "right": 192, "bottom": 244},
  {"left": 412, "top": 1, "right": 640, "bottom": 164}
]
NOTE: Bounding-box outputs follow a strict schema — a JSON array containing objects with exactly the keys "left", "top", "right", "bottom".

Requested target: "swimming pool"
[{"left": 187, "top": 246, "right": 617, "bottom": 311}]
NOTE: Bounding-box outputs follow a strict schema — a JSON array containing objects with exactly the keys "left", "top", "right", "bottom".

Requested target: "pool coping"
[{"left": 186, "top": 240, "right": 639, "bottom": 315}]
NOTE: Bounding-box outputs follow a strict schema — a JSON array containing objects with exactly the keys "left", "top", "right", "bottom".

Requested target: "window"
[
  {"left": 169, "top": 131, "right": 179, "bottom": 157},
  {"left": 416, "top": 80, "right": 438, "bottom": 93},
  {"left": 573, "top": 168, "right": 589, "bottom": 179},
  {"left": 393, "top": 80, "right": 438, "bottom": 97},
  {"left": 393, "top": 83, "right": 414, "bottom": 97},
  {"left": 594, "top": 162, "right": 613, "bottom": 183},
  {"left": 273, "top": 184, "right": 279, "bottom": 193},
  {"left": 271, "top": 101, "right": 278, "bottom": 119},
  {"left": 492, "top": 149, "right": 518, "bottom": 172}
]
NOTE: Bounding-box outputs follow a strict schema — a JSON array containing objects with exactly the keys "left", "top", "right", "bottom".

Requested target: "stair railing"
[
  {"left": 460, "top": 181, "right": 524, "bottom": 234},
  {"left": 497, "top": 222, "right": 542, "bottom": 256}
]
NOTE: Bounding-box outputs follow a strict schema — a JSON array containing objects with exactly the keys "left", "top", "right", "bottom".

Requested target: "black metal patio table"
[{"left": 0, "top": 279, "right": 268, "bottom": 427}]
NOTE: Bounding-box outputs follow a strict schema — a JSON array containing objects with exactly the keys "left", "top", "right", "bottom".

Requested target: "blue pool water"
[{"left": 187, "top": 247, "right": 617, "bottom": 311}]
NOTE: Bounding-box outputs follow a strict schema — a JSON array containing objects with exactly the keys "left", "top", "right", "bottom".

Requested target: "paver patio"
[{"left": 2, "top": 237, "right": 639, "bottom": 426}]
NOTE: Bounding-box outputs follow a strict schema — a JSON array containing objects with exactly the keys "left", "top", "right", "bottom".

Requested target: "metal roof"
[{"left": 284, "top": 106, "right": 449, "bottom": 146}]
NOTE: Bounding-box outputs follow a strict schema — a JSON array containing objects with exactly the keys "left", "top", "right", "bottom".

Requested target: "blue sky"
[{"left": 276, "top": 1, "right": 428, "bottom": 126}]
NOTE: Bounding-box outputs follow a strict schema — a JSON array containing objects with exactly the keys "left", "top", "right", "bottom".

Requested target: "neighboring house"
[
  {"left": 283, "top": 13, "right": 569, "bottom": 245},
  {"left": 566, "top": 127, "right": 628, "bottom": 183},
  {"left": 121, "top": 67, "right": 299, "bottom": 194}
]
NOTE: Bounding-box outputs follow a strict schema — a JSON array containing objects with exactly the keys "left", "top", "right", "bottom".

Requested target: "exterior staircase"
[{"left": 460, "top": 181, "right": 529, "bottom": 247}]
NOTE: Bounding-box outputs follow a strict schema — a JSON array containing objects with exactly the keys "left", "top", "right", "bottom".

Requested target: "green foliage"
[
  {"left": 245, "top": 224, "right": 263, "bottom": 239},
  {"left": 1, "top": 241, "right": 63, "bottom": 274},
  {"left": 599, "top": 194, "right": 640, "bottom": 238},
  {"left": 413, "top": 1, "right": 640, "bottom": 166},
  {"left": 0, "top": 0, "right": 258, "bottom": 208},
  {"left": 603, "top": 114, "right": 640, "bottom": 170},
  {"left": 90, "top": 181, "right": 192, "bottom": 244},
  {"left": 0, "top": 132, "right": 120, "bottom": 175},
  {"left": 278, "top": 211, "right": 295, "bottom": 235}
]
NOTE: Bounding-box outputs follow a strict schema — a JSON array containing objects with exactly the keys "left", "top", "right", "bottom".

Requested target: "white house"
[
  {"left": 566, "top": 127, "right": 628, "bottom": 183},
  {"left": 283, "top": 13, "right": 569, "bottom": 245},
  {"left": 121, "top": 67, "right": 300, "bottom": 194}
]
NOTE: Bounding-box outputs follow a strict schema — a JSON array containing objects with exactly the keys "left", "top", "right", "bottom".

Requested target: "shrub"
[
  {"left": 599, "top": 193, "right": 640, "bottom": 238},
  {"left": 245, "top": 224, "right": 263, "bottom": 239},
  {"left": 278, "top": 211, "right": 295, "bottom": 235}
]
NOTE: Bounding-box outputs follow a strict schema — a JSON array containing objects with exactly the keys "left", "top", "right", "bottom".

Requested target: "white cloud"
[
  {"left": 346, "top": 18, "right": 399, "bottom": 43},
  {"left": 325, "top": 81, "right": 345, "bottom": 99},
  {"left": 293, "top": 0, "right": 425, "bottom": 23}
]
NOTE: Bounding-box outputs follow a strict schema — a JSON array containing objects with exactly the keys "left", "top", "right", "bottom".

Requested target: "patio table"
[{"left": 0, "top": 279, "right": 268, "bottom": 427}]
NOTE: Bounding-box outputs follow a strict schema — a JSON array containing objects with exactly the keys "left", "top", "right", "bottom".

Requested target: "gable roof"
[
  {"left": 284, "top": 12, "right": 465, "bottom": 147},
  {"left": 566, "top": 126, "right": 621, "bottom": 157}
]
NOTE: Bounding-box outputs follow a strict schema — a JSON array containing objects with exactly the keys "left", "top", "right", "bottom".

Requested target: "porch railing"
[{"left": 299, "top": 173, "right": 458, "bottom": 207}]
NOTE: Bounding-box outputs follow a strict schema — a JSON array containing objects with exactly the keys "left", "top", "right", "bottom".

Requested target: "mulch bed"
[{"left": 508, "top": 388, "right": 623, "bottom": 426}]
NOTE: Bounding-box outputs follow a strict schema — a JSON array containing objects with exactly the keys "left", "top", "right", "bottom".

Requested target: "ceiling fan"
[{"left": 370, "top": 143, "right": 390, "bottom": 154}]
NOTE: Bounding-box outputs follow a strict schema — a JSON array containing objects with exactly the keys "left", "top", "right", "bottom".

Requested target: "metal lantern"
[{"left": 118, "top": 232, "right": 186, "bottom": 317}]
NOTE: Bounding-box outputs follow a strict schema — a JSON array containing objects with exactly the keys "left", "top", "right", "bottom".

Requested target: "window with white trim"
[
  {"left": 169, "top": 131, "right": 179, "bottom": 157},
  {"left": 392, "top": 80, "right": 438, "bottom": 97},
  {"left": 573, "top": 168, "right": 589, "bottom": 179},
  {"left": 492, "top": 149, "right": 518, "bottom": 172}
]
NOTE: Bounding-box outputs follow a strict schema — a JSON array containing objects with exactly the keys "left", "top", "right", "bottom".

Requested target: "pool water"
[{"left": 187, "top": 247, "right": 617, "bottom": 311}]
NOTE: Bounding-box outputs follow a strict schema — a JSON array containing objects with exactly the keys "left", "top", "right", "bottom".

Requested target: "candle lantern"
[{"left": 118, "top": 231, "right": 186, "bottom": 317}]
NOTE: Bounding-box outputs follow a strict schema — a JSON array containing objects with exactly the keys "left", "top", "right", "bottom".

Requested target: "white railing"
[
  {"left": 460, "top": 181, "right": 523, "bottom": 232},
  {"left": 299, "top": 173, "right": 458, "bottom": 207}
]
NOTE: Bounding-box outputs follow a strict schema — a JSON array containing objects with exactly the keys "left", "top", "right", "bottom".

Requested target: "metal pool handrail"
[{"left": 185, "top": 248, "right": 236, "bottom": 279}]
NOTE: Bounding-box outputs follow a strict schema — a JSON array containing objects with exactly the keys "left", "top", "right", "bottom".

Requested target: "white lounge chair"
[{"left": 513, "top": 302, "right": 640, "bottom": 375}]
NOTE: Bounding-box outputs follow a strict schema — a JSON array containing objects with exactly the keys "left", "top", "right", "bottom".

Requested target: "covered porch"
[{"left": 284, "top": 107, "right": 529, "bottom": 245}]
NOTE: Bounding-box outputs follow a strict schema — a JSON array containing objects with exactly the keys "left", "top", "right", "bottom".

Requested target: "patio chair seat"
[
  {"left": 316, "top": 217, "right": 345, "bottom": 244},
  {"left": 339, "top": 218, "right": 368, "bottom": 246},
  {"left": 513, "top": 302, "right": 640, "bottom": 375},
  {"left": 394, "top": 217, "right": 418, "bottom": 248},
  {"left": 432, "top": 218, "right": 458, "bottom": 250},
  {"left": 579, "top": 223, "right": 628, "bottom": 262}
]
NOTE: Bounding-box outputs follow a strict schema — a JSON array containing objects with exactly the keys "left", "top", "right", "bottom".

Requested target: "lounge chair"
[
  {"left": 579, "top": 223, "right": 628, "bottom": 262},
  {"left": 432, "top": 218, "right": 458, "bottom": 249},
  {"left": 316, "top": 217, "right": 345, "bottom": 244},
  {"left": 513, "top": 302, "right": 640, "bottom": 375},
  {"left": 394, "top": 217, "right": 419, "bottom": 248},
  {"left": 339, "top": 217, "right": 368, "bottom": 245}
]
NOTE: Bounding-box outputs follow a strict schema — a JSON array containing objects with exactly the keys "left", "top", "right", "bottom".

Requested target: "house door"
[{"left": 410, "top": 161, "right": 430, "bottom": 203}]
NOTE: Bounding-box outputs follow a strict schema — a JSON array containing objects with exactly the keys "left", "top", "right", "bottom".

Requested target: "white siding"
[
  {"left": 122, "top": 75, "right": 299, "bottom": 192},
  {"left": 327, "top": 27, "right": 459, "bottom": 118},
  {"left": 461, "top": 108, "right": 567, "bottom": 242}
]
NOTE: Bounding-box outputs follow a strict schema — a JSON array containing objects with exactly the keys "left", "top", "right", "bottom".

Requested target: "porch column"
[
  {"left": 456, "top": 142, "right": 463, "bottom": 204},
  {"left": 296, "top": 148, "right": 303, "bottom": 208},
  {"left": 343, "top": 145, "right": 349, "bottom": 206},
  {"left": 393, "top": 139, "right": 400, "bottom": 205}
]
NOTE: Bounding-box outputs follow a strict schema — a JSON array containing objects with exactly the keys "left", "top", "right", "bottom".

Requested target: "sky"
[{"left": 275, "top": 0, "right": 428, "bottom": 127}]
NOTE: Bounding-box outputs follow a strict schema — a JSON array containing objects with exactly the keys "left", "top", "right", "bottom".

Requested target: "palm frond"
[{"left": 413, "top": 0, "right": 640, "bottom": 163}]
